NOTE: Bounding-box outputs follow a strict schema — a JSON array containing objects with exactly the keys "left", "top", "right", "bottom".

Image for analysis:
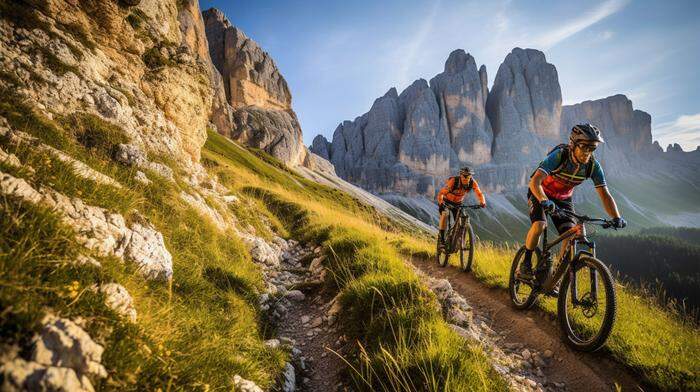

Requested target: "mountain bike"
[
  {"left": 508, "top": 209, "right": 620, "bottom": 352},
  {"left": 436, "top": 204, "right": 483, "bottom": 272}
]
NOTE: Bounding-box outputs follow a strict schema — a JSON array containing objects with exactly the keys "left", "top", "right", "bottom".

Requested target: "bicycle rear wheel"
[
  {"left": 557, "top": 256, "right": 617, "bottom": 352},
  {"left": 460, "top": 223, "right": 475, "bottom": 272},
  {"left": 508, "top": 246, "right": 541, "bottom": 310}
]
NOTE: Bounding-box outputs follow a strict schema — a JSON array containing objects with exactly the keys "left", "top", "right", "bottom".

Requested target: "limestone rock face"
[
  {"left": 203, "top": 8, "right": 291, "bottom": 110},
  {"left": 0, "top": 0, "right": 216, "bottom": 163},
  {"left": 203, "top": 8, "right": 306, "bottom": 165},
  {"left": 430, "top": 50, "right": 492, "bottom": 165},
  {"left": 178, "top": 0, "right": 234, "bottom": 136},
  {"left": 311, "top": 135, "right": 331, "bottom": 161},
  {"left": 560, "top": 94, "right": 654, "bottom": 173},
  {"left": 311, "top": 50, "right": 497, "bottom": 197},
  {"left": 231, "top": 107, "right": 305, "bottom": 165},
  {"left": 487, "top": 48, "right": 562, "bottom": 163},
  {"left": 399, "top": 79, "right": 450, "bottom": 176}
]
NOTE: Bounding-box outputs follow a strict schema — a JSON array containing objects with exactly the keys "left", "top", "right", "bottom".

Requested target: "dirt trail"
[
  {"left": 411, "top": 256, "right": 650, "bottom": 392},
  {"left": 278, "top": 288, "right": 349, "bottom": 392}
]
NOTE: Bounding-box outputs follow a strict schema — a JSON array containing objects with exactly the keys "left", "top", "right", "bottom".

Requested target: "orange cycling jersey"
[{"left": 437, "top": 177, "right": 485, "bottom": 205}]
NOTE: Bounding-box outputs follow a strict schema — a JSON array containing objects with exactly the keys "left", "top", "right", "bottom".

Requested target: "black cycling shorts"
[
  {"left": 527, "top": 190, "right": 576, "bottom": 234},
  {"left": 438, "top": 199, "right": 460, "bottom": 218}
]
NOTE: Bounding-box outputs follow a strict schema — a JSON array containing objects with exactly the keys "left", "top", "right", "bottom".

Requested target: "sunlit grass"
[
  {"left": 204, "top": 131, "right": 507, "bottom": 391},
  {"left": 0, "top": 105, "right": 285, "bottom": 389},
  {"left": 394, "top": 234, "right": 700, "bottom": 391}
]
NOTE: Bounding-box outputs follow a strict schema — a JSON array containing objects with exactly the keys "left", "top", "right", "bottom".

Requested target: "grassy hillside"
[
  {"left": 397, "top": 239, "right": 700, "bottom": 391},
  {"left": 0, "top": 93, "right": 286, "bottom": 388},
  {"left": 0, "top": 86, "right": 507, "bottom": 391},
  {"left": 203, "top": 131, "right": 508, "bottom": 391},
  {"left": 594, "top": 232, "right": 700, "bottom": 319}
]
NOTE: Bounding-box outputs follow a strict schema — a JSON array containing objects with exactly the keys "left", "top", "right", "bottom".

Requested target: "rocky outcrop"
[
  {"left": 203, "top": 8, "right": 306, "bottom": 166},
  {"left": 430, "top": 49, "right": 492, "bottom": 165},
  {"left": 0, "top": 315, "right": 107, "bottom": 392},
  {"left": 486, "top": 48, "right": 562, "bottom": 163},
  {"left": 0, "top": 170, "right": 173, "bottom": 281},
  {"left": 178, "top": 0, "right": 234, "bottom": 136},
  {"left": 0, "top": 0, "right": 216, "bottom": 163},
  {"left": 231, "top": 107, "right": 305, "bottom": 165},
  {"left": 203, "top": 8, "right": 291, "bottom": 110},
  {"left": 560, "top": 95, "right": 655, "bottom": 172}
]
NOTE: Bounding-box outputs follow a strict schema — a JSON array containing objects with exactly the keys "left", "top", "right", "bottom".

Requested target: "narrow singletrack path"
[{"left": 411, "top": 256, "right": 650, "bottom": 392}]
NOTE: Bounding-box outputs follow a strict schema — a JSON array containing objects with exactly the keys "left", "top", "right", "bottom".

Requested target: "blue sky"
[{"left": 201, "top": 0, "right": 700, "bottom": 150}]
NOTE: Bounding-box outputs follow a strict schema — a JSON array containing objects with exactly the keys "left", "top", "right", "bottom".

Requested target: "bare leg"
[
  {"left": 439, "top": 210, "right": 449, "bottom": 230},
  {"left": 525, "top": 221, "right": 546, "bottom": 250}
]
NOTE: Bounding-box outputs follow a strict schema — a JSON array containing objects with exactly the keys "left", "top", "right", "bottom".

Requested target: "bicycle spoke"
[{"left": 563, "top": 262, "right": 608, "bottom": 344}]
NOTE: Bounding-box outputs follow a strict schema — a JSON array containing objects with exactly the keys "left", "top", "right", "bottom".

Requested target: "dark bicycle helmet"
[
  {"left": 570, "top": 123, "right": 605, "bottom": 144},
  {"left": 459, "top": 166, "right": 473, "bottom": 176}
]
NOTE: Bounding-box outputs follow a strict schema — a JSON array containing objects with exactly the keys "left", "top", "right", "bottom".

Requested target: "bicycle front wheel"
[
  {"left": 508, "top": 246, "right": 540, "bottom": 310},
  {"left": 460, "top": 223, "right": 475, "bottom": 272},
  {"left": 557, "top": 256, "right": 617, "bottom": 352}
]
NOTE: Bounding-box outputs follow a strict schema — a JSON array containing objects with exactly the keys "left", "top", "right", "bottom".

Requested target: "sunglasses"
[{"left": 576, "top": 143, "right": 597, "bottom": 153}]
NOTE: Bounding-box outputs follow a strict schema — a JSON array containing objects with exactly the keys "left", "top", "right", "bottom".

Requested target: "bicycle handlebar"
[
  {"left": 460, "top": 204, "right": 484, "bottom": 210},
  {"left": 549, "top": 209, "right": 615, "bottom": 229}
]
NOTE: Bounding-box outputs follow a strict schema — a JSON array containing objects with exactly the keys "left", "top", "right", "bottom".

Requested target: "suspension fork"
[{"left": 570, "top": 240, "right": 599, "bottom": 306}]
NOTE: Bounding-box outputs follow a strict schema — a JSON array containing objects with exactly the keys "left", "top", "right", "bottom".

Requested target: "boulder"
[
  {"left": 99, "top": 283, "right": 137, "bottom": 322},
  {"left": 32, "top": 315, "right": 107, "bottom": 379},
  {"left": 232, "top": 375, "right": 264, "bottom": 392},
  {"left": 0, "top": 358, "right": 95, "bottom": 392}
]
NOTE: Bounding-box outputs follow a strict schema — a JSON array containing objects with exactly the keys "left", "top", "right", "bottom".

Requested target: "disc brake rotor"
[{"left": 578, "top": 292, "right": 598, "bottom": 318}]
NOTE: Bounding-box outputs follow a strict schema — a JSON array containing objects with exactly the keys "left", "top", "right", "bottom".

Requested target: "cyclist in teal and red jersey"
[{"left": 520, "top": 124, "right": 627, "bottom": 280}]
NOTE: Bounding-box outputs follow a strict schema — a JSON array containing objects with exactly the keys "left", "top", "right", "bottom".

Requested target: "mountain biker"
[
  {"left": 436, "top": 167, "right": 486, "bottom": 247},
  {"left": 519, "top": 123, "right": 626, "bottom": 281}
]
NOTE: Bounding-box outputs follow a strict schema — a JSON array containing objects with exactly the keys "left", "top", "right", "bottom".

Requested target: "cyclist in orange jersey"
[{"left": 436, "top": 167, "right": 486, "bottom": 247}]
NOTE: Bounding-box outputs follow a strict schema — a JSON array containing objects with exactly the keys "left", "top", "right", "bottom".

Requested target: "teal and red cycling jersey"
[{"left": 536, "top": 146, "right": 607, "bottom": 200}]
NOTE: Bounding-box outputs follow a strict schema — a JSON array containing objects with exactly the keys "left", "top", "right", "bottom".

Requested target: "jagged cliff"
[{"left": 203, "top": 8, "right": 307, "bottom": 167}]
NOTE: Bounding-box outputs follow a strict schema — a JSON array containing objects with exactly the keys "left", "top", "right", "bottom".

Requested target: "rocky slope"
[{"left": 312, "top": 47, "right": 700, "bottom": 231}]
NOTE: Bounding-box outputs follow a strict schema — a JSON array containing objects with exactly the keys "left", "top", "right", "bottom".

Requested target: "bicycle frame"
[
  {"left": 538, "top": 222, "right": 598, "bottom": 306},
  {"left": 444, "top": 205, "right": 480, "bottom": 254},
  {"left": 445, "top": 209, "right": 468, "bottom": 254}
]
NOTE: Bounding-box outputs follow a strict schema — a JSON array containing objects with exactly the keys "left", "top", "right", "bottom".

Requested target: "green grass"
[
  {"left": 400, "top": 239, "right": 700, "bottom": 391},
  {"left": 0, "top": 194, "right": 172, "bottom": 389},
  {"left": 1, "top": 102, "right": 287, "bottom": 389},
  {"left": 203, "top": 131, "right": 507, "bottom": 391}
]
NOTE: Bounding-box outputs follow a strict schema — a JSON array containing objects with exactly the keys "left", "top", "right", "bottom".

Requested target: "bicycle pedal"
[{"left": 544, "top": 289, "right": 559, "bottom": 297}]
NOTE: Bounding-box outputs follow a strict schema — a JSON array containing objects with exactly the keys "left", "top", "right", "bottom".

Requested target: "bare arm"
[
  {"left": 529, "top": 170, "right": 549, "bottom": 202},
  {"left": 595, "top": 186, "right": 621, "bottom": 218},
  {"left": 472, "top": 179, "right": 486, "bottom": 205}
]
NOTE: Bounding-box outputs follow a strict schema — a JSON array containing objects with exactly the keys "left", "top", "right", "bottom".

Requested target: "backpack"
[
  {"left": 545, "top": 144, "right": 595, "bottom": 179},
  {"left": 449, "top": 176, "right": 473, "bottom": 193}
]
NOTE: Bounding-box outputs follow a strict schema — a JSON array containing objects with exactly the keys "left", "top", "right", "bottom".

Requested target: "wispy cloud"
[
  {"left": 532, "top": 0, "right": 629, "bottom": 49},
  {"left": 654, "top": 112, "right": 700, "bottom": 151},
  {"left": 598, "top": 30, "right": 615, "bottom": 41},
  {"left": 396, "top": 0, "right": 442, "bottom": 88}
]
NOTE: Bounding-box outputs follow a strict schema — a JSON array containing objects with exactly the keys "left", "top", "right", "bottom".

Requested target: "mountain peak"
[{"left": 444, "top": 49, "right": 476, "bottom": 74}]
